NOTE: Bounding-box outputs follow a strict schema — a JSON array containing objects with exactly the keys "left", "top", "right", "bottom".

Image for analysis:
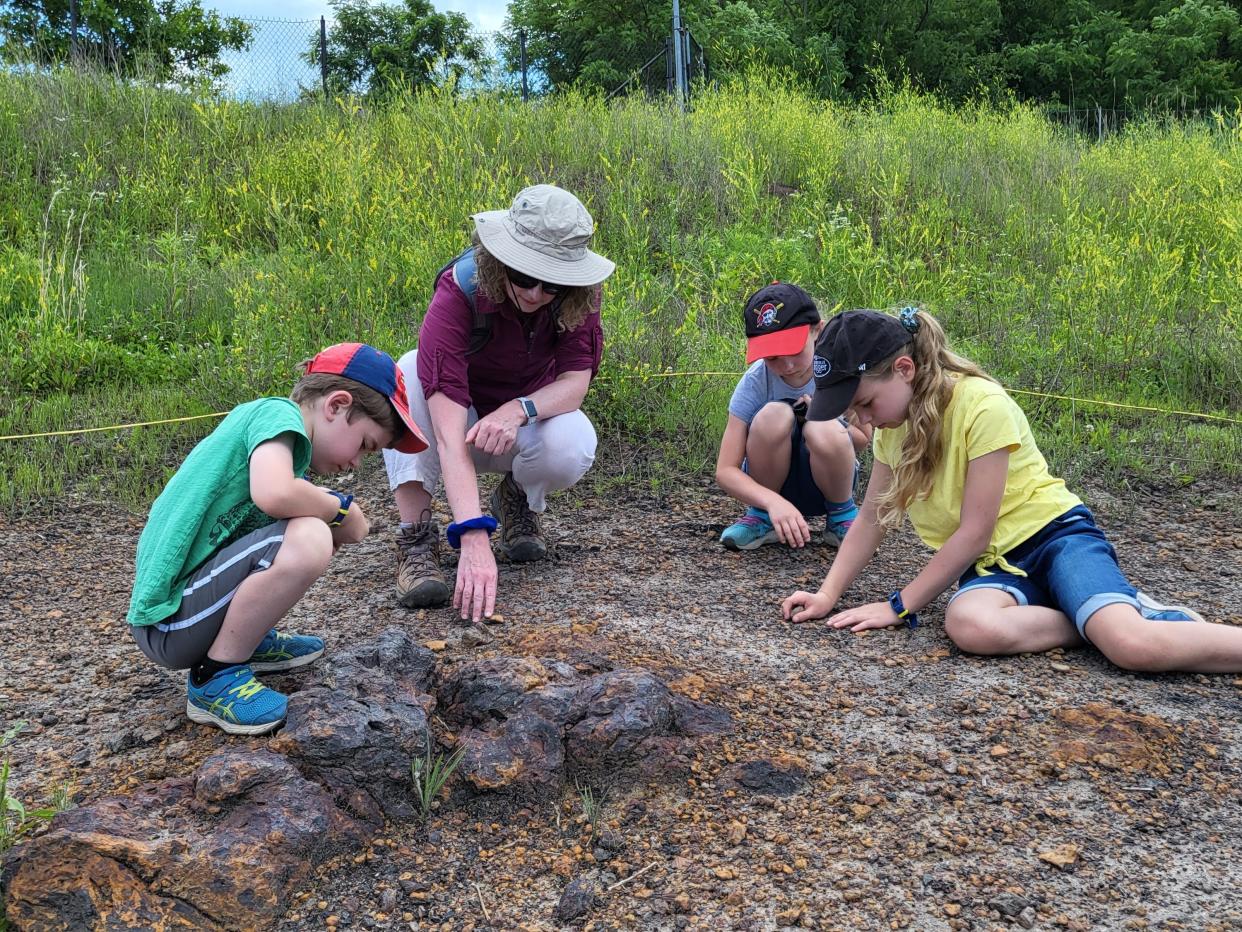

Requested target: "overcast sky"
[{"left": 204, "top": 0, "right": 509, "bottom": 32}]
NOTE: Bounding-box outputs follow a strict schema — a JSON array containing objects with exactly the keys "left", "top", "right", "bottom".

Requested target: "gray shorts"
[{"left": 131, "top": 521, "right": 288, "bottom": 670}]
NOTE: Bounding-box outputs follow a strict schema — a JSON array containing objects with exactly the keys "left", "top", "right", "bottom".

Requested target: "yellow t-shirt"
[{"left": 872, "top": 375, "right": 1081, "bottom": 575}]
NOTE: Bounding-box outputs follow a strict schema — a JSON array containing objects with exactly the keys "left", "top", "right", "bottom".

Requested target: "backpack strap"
[{"left": 434, "top": 247, "right": 492, "bottom": 356}]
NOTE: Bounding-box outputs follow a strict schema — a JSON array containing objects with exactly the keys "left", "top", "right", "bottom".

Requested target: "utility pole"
[
  {"left": 671, "top": 0, "right": 686, "bottom": 108},
  {"left": 519, "top": 29, "right": 529, "bottom": 102}
]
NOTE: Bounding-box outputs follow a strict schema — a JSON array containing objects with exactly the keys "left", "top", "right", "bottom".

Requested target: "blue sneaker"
[
  {"left": 1136, "top": 592, "right": 1205, "bottom": 624},
  {"left": 247, "top": 628, "right": 325, "bottom": 672},
  {"left": 824, "top": 514, "right": 855, "bottom": 548},
  {"left": 186, "top": 664, "right": 288, "bottom": 735},
  {"left": 720, "top": 508, "right": 778, "bottom": 551}
]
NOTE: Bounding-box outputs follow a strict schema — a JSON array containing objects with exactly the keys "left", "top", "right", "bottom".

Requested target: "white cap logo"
[{"left": 813, "top": 355, "right": 830, "bottom": 378}]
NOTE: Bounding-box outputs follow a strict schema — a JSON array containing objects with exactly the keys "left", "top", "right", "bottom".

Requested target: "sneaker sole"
[
  {"left": 186, "top": 701, "right": 286, "bottom": 735},
  {"left": 823, "top": 531, "right": 843, "bottom": 548},
  {"left": 249, "top": 646, "right": 325, "bottom": 673},
  {"left": 398, "top": 580, "right": 451, "bottom": 609},
  {"left": 721, "top": 531, "right": 779, "bottom": 551},
  {"left": 1136, "top": 592, "right": 1205, "bottom": 624}
]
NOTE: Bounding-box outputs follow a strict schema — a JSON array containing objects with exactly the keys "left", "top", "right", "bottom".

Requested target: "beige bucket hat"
[{"left": 472, "top": 184, "right": 616, "bottom": 287}]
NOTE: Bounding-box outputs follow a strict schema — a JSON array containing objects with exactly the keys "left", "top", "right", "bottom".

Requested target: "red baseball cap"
[
  {"left": 304, "top": 343, "right": 428, "bottom": 454},
  {"left": 743, "top": 283, "right": 821, "bottom": 364}
]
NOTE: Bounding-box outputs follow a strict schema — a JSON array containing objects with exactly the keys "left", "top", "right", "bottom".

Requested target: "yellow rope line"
[
  {"left": 0, "top": 371, "right": 1237, "bottom": 441},
  {"left": 0, "top": 412, "right": 229, "bottom": 441}
]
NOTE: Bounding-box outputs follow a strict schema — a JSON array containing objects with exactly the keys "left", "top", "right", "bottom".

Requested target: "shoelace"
[
  {"left": 737, "top": 514, "right": 768, "bottom": 528},
  {"left": 502, "top": 485, "right": 540, "bottom": 539}
]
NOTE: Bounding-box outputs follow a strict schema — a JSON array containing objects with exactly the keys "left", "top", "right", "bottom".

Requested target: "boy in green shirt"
[{"left": 128, "top": 343, "right": 426, "bottom": 735}]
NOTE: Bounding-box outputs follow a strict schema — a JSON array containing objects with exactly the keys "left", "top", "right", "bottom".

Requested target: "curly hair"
[
  {"left": 470, "top": 232, "right": 599, "bottom": 332},
  {"left": 291, "top": 370, "right": 399, "bottom": 438},
  {"left": 867, "top": 308, "right": 997, "bottom": 531}
]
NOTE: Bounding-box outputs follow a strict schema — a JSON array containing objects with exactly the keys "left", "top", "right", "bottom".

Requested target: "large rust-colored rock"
[
  {"left": 2, "top": 750, "right": 364, "bottom": 931},
  {"left": 271, "top": 629, "right": 439, "bottom": 823},
  {"left": 439, "top": 656, "right": 731, "bottom": 792}
]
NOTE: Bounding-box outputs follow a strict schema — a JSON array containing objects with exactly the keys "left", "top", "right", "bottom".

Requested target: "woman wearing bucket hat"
[{"left": 383, "top": 184, "right": 615, "bottom": 622}]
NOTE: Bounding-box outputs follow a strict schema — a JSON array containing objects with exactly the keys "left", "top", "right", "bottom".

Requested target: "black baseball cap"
[
  {"left": 743, "top": 283, "right": 821, "bottom": 363},
  {"left": 807, "top": 310, "right": 913, "bottom": 421}
]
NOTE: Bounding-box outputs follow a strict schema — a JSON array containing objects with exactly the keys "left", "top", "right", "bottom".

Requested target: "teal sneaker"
[
  {"left": 186, "top": 664, "right": 288, "bottom": 736},
  {"left": 824, "top": 515, "right": 855, "bottom": 548},
  {"left": 720, "top": 508, "right": 778, "bottom": 551},
  {"left": 248, "top": 628, "right": 324, "bottom": 672},
  {"left": 1136, "top": 592, "right": 1205, "bottom": 623}
]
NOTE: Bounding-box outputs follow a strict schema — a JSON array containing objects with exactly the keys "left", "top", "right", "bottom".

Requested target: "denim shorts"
[
  {"left": 131, "top": 521, "right": 288, "bottom": 669},
  {"left": 950, "top": 505, "right": 1139, "bottom": 640},
  {"left": 743, "top": 414, "right": 856, "bottom": 518}
]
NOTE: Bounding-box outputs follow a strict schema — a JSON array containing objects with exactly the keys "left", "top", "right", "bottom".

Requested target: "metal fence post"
[
  {"left": 671, "top": 0, "right": 686, "bottom": 108},
  {"left": 319, "top": 16, "right": 329, "bottom": 96},
  {"left": 519, "top": 29, "right": 528, "bottom": 102}
]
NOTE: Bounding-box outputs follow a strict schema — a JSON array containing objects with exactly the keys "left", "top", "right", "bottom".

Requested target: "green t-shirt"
[
  {"left": 127, "top": 397, "right": 312, "bottom": 626},
  {"left": 873, "top": 375, "right": 1081, "bottom": 576}
]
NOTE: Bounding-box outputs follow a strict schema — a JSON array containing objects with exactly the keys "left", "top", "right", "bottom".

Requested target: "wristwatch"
[
  {"left": 517, "top": 396, "right": 538, "bottom": 425},
  {"left": 888, "top": 590, "right": 919, "bottom": 629}
]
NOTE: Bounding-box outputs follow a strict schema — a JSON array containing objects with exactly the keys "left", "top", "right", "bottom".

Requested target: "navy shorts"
[
  {"left": 131, "top": 521, "right": 288, "bottom": 669},
  {"left": 743, "top": 413, "right": 856, "bottom": 518},
  {"left": 950, "top": 505, "right": 1139, "bottom": 640}
]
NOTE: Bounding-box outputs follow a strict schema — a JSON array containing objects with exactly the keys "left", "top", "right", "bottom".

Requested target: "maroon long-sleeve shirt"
[{"left": 415, "top": 267, "right": 604, "bottom": 416}]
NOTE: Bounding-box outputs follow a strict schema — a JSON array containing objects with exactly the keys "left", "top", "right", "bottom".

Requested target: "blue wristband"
[
  {"left": 446, "top": 515, "right": 498, "bottom": 549},
  {"left": 327, "top": 491, "right": 353, "bottom": 527}
]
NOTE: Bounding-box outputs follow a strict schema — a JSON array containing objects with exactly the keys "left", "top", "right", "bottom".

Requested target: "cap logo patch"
[
  {"left": 813, "top": 355, "right": 830, "bottom": 378},
  {"left": 754, "top": 301, "right": 781, "bottom": 329}
]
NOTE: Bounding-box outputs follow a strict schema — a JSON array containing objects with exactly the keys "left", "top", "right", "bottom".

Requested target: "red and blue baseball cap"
[
  {"left": 744, "top": 283, "right": 821, "bottom": 363},
  {"left": 305, "top": 343, "right": 428, "bottom": 454}
]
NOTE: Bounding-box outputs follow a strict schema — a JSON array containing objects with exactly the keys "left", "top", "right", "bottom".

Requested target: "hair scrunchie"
[{"left": 899, "top": 306, "right": 920, "bottom": 334}]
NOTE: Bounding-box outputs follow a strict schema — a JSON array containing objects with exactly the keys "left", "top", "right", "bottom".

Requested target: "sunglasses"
[{"left": 505, "top": 266, "right": 567, "bottom": 295}]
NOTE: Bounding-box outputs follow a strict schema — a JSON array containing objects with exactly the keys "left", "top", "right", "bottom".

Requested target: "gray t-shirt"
[{"left": 727, "top": 360, "right": 815, "bottom": 426}]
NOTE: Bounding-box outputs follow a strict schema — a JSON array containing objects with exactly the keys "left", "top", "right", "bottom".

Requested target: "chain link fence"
[{"left": 215, "top": 18, "right": 529, "bottom": 102}]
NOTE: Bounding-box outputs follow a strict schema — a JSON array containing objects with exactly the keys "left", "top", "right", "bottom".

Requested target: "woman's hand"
[
  {"left": 768, "top": 498, "right": 811, "bottom": 548},
  {"left": 465, "top": 401, "right": 526, "bottom": 457},
  {"left": 454, "top": 530, "right": 498, "bottom": 622},
  {"left": 781, "top": 590, "right": 836, "bottom": 623},
  {"left": 826, "top": 600, "right": 902, "bottom": 632}
]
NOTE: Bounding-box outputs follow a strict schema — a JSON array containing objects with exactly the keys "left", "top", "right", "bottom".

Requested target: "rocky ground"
[{"left": 1, "top": 461, "right": 1240, "bottom": 931}]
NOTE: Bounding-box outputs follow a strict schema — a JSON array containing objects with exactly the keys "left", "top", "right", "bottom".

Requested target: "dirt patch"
[{"left": 2, "top": 469, "right": 1240, "bottom": 930}]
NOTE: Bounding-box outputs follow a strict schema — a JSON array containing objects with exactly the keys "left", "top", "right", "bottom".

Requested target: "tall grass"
[{"left": 0, "top": 69, "right": 1238, "bottom": 510}]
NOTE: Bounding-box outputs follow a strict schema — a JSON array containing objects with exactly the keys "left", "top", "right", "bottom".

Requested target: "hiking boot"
[
  {"left": 490, "top": 473, "right": 546, "bottom": 562},
  {"left": 720, "top": 508, "right": 778, "bottom": 551},
  {"left": 396, "top": 518, "right": 450, "bottom": 608},
  {"left": 186, "top": 664, "right": 287, "bottom": 736},
  {"left": 248, "top": 628, "right": 325, "bottom": 672},
  {"left": 1136, "top": 591, "right": 1205, "bottom": 623}
]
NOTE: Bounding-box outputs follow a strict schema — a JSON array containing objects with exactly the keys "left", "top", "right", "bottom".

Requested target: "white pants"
[{"left": 382, "top": 349, "right": 597, "bottom": 513}]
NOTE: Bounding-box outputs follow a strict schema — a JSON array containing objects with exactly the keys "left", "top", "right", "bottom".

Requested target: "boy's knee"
[
  {"left": 751, "top": 402, "right": 796, "bottom": 438},
  {"left": 803, "top": 419, "right": 853, "bottom": 460},
  {"left": 280, "top": 518, "right": 334, "bottom": 573}
]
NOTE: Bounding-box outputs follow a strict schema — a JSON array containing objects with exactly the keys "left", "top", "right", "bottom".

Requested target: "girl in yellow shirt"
[{"left": 781, "top": 307, "right": 1242, "bottom": 674}]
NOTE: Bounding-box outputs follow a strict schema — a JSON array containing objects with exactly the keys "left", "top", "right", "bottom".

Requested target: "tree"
[
  {"left": 308, "top": 0, "right": 487, "bottom": 98},
  {"left": 0, "top": 0, "right": 251, "bottom": 84}
]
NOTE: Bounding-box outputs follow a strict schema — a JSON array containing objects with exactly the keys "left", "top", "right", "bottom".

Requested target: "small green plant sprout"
[
  {"left": 1, "top": 721, "right": 73, "bottom": 857},
  {"left": 410, "top": 736, "right": 466, "bottom": 822},
  {"left": 574, "top": 778, "right": 610, "bottom": 845}
]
